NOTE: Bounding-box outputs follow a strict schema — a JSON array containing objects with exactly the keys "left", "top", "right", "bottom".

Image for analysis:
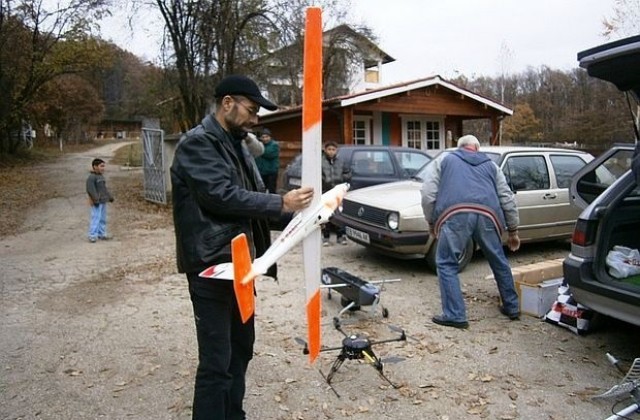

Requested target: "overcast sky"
[
  {"left": 350, "top": 0, "right": 618, "bottom": 82},
  {"left": 101, "top": 0, "right": 619, "bottom": 83}
]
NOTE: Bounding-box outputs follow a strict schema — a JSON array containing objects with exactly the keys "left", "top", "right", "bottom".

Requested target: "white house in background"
[{"left": 254, "top": 24, "right": 395, "bottom": 107}]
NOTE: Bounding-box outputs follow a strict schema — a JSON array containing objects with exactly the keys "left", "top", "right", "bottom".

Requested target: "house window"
[
  {"left": 353, "top": 117, "right": 371, "bottom": 145},
  {"left": 406, "top": 120, "right": 422, "bottom": 149},
  {"left": 401, "top": 117, "right": 443, "bottom": 151},
  {"left": 426, "top": 121, "right": 441, "bottom": 150},
  {"left": 365, "top": 69, "right": 379, "bottom": 83}
]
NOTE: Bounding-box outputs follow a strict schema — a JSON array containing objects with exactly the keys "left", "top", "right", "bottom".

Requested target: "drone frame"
[{"left": 300, "top": 317, "right": 406, "bottom": 397}]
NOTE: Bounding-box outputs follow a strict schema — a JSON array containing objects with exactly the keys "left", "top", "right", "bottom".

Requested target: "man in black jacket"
[{"left": 171, "top": 75, "right": 314, "bottom": 420}]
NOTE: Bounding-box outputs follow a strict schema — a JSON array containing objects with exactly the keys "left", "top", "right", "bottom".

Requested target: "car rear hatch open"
[{"left": 578, "top": 34, "right": 640, "bottom": 99}]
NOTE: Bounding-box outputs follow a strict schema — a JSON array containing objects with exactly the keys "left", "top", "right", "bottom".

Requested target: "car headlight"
[{"left": 387, "top": 212, "right": 399, "bottom": 230}]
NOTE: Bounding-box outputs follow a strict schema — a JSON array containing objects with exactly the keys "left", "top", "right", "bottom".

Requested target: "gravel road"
[{"left": 1, "top": 143, "right": 638, "bottom": 420}]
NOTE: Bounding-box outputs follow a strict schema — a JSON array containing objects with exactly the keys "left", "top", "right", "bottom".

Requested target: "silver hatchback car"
[{"left": 333, "top": 146, "right": 595, "bottom": 272}]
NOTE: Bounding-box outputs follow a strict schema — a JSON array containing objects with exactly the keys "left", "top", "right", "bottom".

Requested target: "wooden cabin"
[{"left": 257, "top": 75, "right": 513, "bottom": 168}]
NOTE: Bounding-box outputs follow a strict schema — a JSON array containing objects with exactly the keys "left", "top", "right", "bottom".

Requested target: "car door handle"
[{"left": 543, "top": 193, "right": 558, "bottom": 200}]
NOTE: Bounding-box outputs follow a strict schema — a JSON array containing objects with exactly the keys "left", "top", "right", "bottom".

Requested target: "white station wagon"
[{"left": 332, "top": 146, "right": 599, "bottom": 272}]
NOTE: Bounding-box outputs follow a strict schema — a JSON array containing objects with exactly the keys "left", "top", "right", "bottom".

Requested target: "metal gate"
[{"left": 142, "top": 128, "right": 167, "bottom": 204}]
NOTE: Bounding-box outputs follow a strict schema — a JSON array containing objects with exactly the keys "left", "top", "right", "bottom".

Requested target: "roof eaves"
[{"left": 338, "top": 76, "right": 512, "bottom": 115}]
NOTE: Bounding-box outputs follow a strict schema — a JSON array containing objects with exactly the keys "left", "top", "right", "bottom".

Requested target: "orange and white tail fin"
[{"left": 231, "top": 234, "right": 255, "bottom": 323}]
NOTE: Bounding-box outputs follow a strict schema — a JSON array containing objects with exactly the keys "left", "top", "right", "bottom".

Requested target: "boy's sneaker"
[
  {"left": 322, "top": 238, "right": 330, "bottom": 247},
  {"left": 98, "top": 235, "right": 112, "bottom": 240},
  {"left": 89, "top": 237, "right": 97, "bottom": 243},
  {"left": 338, "top": 236, "right": 348, "bottom": 245}
]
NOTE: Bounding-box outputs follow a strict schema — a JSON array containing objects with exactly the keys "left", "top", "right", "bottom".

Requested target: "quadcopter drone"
[{"left": 296, "top": 317, "right": 407, "bottom": 397}]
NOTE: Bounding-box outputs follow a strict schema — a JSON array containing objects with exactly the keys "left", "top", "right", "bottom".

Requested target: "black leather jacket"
[{"left": 171, "top": 114, "right": 283, "bottom": 274}]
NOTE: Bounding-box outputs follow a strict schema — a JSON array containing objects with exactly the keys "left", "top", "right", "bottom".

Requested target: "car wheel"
[{"left": 425, "top": 238, "right": 474, "bottom": 273}]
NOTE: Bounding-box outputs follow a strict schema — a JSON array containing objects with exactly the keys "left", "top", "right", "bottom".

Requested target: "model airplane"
[
  {"left": 200, "top": 7, "right": 328, "bottom": 363},
  {"left": 198, "top": 183, "right": 350, "bottom": 320},
  {"left": 321, "top": 267, "right": 401, "bottom": 318}
]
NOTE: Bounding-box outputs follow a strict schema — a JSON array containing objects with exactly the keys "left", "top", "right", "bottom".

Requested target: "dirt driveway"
[{"left": 1, "top": 143, "right": 639, "bottom": 420}]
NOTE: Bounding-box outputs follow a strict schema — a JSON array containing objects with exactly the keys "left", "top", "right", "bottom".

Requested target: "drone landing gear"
[
  {"left": 337, "top": 295, "right": 389, "bottom": 319},
  {"left": 316, "top": 317, "right": 403, "bottom": 397}
]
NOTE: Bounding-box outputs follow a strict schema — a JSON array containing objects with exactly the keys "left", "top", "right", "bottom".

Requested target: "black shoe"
[
  {"left": 499, "top": 306, "right": 520, "bottom": 320},
  {"left": 432, "top": 315, "right": 469, "bottom": 329}
]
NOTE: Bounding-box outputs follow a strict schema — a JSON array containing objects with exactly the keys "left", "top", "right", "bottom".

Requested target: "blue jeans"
[
  {"left": 88, "top": 203, "right": 107, "bottom": 239},
  {"left": 436, "top": 213, "right": 519, "bottom": 322},
  {"left": 187, "top": 274, "right": 254, "bottom": 420}
]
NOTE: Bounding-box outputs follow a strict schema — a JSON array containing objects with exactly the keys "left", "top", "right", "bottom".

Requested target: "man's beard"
[{"left": 226, "top": 109, "right": 250, "bottom": 139}]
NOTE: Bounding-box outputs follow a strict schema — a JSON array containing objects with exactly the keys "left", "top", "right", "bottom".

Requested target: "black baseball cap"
[{"left": 215, "top": 75, "right": 278, "bottom": 111}]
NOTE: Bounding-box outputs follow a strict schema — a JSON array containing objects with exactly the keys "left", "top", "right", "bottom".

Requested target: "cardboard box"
[
  {"left": 486, "top": 258, "right": 564, "bottom": 285},
  {"left": 517, "top": 277, "right": 563, "bottom": 317},
  {"left": 486, "top": 258, "right": 565, "bottom": 317}
]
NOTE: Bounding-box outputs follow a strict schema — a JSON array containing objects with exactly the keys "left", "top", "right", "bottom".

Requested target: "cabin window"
[
  {"left": 353, "top": 116, "right": 371, "bottom": 145},
  {"left": 401, "top": 116, "right": 443, "bottom": 151}
]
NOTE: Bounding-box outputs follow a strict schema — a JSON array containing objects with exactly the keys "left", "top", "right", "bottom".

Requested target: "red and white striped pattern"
[{"left": 301, "top": 7, "right": 323, "bottom": 363}]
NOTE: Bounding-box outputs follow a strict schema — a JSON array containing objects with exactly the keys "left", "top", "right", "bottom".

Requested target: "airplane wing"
[
  {"left": 301, "top": 6, "right": 323, "bottom": 364},
  {"left": 198, "top": 184, "right": 349, "bottom": 284}
]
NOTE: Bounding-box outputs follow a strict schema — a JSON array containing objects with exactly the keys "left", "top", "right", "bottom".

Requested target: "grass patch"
[
  {"left": 0, "top": 165, "right": 52, "bottom": 237},
  {"left": 112, "top": 142, "right": 143, "bottom": 167}
]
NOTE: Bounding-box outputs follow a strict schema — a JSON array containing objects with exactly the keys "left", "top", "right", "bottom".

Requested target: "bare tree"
[
  {"left": 149, "top": 0, "right": 375, "bottom": 130},
  {"left": 603, "top": 0, "right": 640, "bottom": 38},
  {"left": 151, "top": 0, "right": 272, "bottom": 131}
]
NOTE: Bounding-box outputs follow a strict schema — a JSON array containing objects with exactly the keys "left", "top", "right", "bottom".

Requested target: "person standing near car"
[
  {"left": 255, "top": 128, "right": 280, "bottom": 193},
  {"left": 420, "top": 134, "right": 521, "bottom": 329},
  {"left": 321, "top": 141, "right": 351, "bottom": 245},
  {"left": 171, "top": 74, "right": 314, "bottom": 420},
  {"left": 86, "top": 158, "right": 114, "bottom": 242}
]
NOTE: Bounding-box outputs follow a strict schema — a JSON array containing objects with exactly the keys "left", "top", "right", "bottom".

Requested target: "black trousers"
[
  {"left": 261, "top": 173, "right": 278, "bottom": 194},
  {"left": 187, "top": 273, "right": 255, "bottom": 420},
  {"left": 322, "top": 220, "right": 345, "bottom": 239}
]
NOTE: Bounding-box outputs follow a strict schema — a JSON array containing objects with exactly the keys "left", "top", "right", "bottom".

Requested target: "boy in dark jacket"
[
  {"left": 86, "top": 158, "right": 114, "bottom": 242},
  {"left": 321, "top": 141, "right": 351, "bottom": 245}
]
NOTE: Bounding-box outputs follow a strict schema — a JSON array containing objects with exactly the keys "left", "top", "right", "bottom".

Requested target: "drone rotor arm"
[{"left": 368, "top": 335, "right": 407, "bottom": 346}]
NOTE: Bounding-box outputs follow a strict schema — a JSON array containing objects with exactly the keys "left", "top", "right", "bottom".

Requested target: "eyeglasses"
[{"left": 231, "top": 96, "right": 259, "bottom": 116}]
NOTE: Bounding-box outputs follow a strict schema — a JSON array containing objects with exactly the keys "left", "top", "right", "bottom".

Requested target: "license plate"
[
  {"left": 289, "top": 177, "right": 301, "bottom": 187},
  {"left": 345, "top": 226, "right": 370, "bottom": 244}
]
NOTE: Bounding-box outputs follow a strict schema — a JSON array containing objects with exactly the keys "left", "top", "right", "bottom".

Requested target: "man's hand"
[
  {"left": 282, "top": 187, "right": 314, "bottom": 213},
  {"left": 507, "top": 231, "right": 520, "bottom": 252}
]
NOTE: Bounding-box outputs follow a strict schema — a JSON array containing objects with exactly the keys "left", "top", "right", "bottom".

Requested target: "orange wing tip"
[{"left": 306, "top": 290, "right": 322, "bottom": 363}]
